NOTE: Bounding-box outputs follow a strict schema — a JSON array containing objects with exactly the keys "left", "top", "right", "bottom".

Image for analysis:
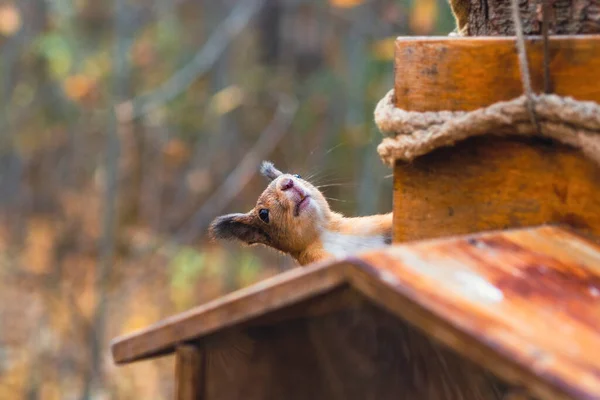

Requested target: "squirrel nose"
[{"left": 279, "top": 178, "right": 294, "bottom": 191}]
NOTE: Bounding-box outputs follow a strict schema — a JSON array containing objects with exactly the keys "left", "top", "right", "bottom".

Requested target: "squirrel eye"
[
  {"left": 293, "top": 174, "right": 302, "bottom": 179},
  {"left": 258, "top": 209, "right": 269, "bottom": 223}
]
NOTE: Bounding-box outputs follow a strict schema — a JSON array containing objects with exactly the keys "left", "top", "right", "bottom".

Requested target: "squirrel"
[
  {"left": 448, "top": 0, "right": 469, "bottom": 36},
  {"left": 209, "top": 161, "right": 393, "bottom": 266}
]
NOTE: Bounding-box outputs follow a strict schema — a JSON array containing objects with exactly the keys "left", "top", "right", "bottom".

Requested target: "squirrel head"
[{"left": 209, "top": 161, "right": 332, "bottom": 254}]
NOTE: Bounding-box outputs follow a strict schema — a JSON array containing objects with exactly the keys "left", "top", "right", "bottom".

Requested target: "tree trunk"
[{"left": 467, "top": 0, "right": 600, "bottom": 36}]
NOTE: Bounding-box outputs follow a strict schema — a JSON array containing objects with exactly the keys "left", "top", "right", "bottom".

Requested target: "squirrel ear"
[
  {"left": 260, "top": 161, "right": 283, "bottom": 181},
  {"left": 209, "top": 213, "right": 271, "bottom": 246}
]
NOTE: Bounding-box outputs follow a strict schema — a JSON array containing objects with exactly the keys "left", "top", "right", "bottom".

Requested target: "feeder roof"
[{"left": 111, "top": 225, "right": 600, "bottom": 400}]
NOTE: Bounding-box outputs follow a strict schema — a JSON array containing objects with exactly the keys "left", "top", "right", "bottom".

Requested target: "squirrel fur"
[{"left": 210, "top": 161, "right": 392, "bottom": 266}]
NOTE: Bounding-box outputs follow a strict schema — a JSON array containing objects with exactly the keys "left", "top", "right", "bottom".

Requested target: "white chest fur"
[{"left": 320, "top": 231, "right": 388, "bottom": 258}]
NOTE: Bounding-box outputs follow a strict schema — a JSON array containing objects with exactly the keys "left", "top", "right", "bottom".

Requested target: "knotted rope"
[
  {"left": 375, "top": 90, "right": 600, "bottom": 166},
  {"left": 375, "top": 0, "right": 600, "bottom": 167}
]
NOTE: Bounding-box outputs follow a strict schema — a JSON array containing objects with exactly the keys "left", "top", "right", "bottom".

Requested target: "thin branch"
[
  {"left": 86, "top": 113, "right": 120, "bottom": 400},
  {"left": 84, "top": 0, "right": 127, "bottom": 397},
  {"left": 179, "top": 92, "right": 298, "bottom": 242},
  {"left": 116, "top": 0, "right": 266, "bottom": 122}
]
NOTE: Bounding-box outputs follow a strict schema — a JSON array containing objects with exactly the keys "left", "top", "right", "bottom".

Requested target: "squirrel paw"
[{"left": 448, "top": 24, "right": 469, "bottom": 37}]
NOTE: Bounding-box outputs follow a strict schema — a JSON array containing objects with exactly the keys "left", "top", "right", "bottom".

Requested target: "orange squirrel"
[
  {"left": 209, "top": 161, "right": 393, "bottom": 266},
  {"left": 448, "top": 0, "right": 469, "bottom": 36}
]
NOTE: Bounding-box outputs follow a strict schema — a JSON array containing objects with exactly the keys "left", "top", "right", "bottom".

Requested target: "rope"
[
  {"left": 541, "top": 0, "right": 552, "bottom": 93},
  {"left": 375, "top": 0, "right": 600, "bottom": 168},
  {"left": 375, "top": 89, "right": 600, "bottom": 167},
  {"left": 510, "top": 0, "right": 541, "bottom": 133}
]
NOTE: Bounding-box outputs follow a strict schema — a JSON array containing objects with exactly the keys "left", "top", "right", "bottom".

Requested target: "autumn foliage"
[{"left": 0, "top": 0, "right": 453, "bottom": 398}]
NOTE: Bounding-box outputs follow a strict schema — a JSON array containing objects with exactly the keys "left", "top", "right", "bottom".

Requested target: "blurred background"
[{"left": 0, "top": 0, "right": 454, "bottom": 398}]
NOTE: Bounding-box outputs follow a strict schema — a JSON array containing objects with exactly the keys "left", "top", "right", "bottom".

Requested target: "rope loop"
[
  {"left": 374, "top": 90, "right": 600, "bottom": 167},
  {"left": 375, "top": 1, "right": 600, "bottom": 168}
]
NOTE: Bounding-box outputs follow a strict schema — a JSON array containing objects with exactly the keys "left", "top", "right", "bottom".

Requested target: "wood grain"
[
  {"left": 355, "top": 226, "right": 600, "bottom": 400},
  {"left": 175, "top": 345, "right": 204, "bottom": 400},
  {"left": 201, "top": 288, "right": 507, "bottom": 400},
  {"left": 394, "top": 35, "right": 600, "bottom": 112},
  {"left": 111, "top": 261, "right": 348, "bottom": 364},
  {"left": 466, "top": 0, "right": 600, "bottom": 36},
  {"left": 111, "top": 225, "right": 600, "bottom": 400},
  {"left": 393, "top": 137, "right": 600, "bottom": 243}
]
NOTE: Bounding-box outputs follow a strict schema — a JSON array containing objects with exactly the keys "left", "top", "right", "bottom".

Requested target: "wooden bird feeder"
[
  {"left": 111, "top": 11, "right": 600, "bottom": 400},
  {"left": 112, "top": 226, "right": 600, "bottom": 400}
]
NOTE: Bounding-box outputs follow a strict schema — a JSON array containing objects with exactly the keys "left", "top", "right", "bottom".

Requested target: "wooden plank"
[
  {"left": 110, "top": 260, "right": 348, "bottom": 364},
  {"left": 393, "top": 136, "right": 600, "bottom": 243},
  {"left": 202, "top": 289, "right": 508, "bottom": 400},
  {"left": 175, "top": 345, "right": 204, "bottom": 400},
  {"left": 111, "top": 225, "right": 600, "bottom": 400},
  {"left": 394, "top": 35, "right": 600, "bottom": 112},
  {"left": 352, "top": 226, "right": 600, "bottom": 400}
]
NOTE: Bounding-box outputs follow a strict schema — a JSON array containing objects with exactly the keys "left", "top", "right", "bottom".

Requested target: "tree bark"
[{"left": 467, "top": 0, "right": 600, "bottom": 36}]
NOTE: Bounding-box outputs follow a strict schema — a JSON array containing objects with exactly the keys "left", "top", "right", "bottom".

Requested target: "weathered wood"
[
  {"left": 175, "top": 345, "right": 204, "bottom": 400},
  {"left": 466, "top": 0, "right": 600, "bottom": 36},
  {"left": 202, "top": 288, "right": 507, "bottom": 400},
  {"left": 354, "top": 226, "right": 600, "bottom": 400},
  {"left": 394, "top": 35, "right": 600, "bottom": 112},
  {"left": 111, "top": 261, "right": 348, "bottom": 364},
  {"left": 111, "top": 225, "right": 600, "bottom": 400},
  {"left": 393, "top": 136, "right": 600, "bottom": 243}
]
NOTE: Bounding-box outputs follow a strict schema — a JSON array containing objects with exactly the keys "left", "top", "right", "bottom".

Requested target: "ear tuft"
[
  {"left": 209, "top": 213, "right": 270, "bottom": 245},
  {"left": 260, "top": 161, "right": 283, "bottom": 181},
  {"left": 209, "top": 214, "right": 238, "bottom": 241}
]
